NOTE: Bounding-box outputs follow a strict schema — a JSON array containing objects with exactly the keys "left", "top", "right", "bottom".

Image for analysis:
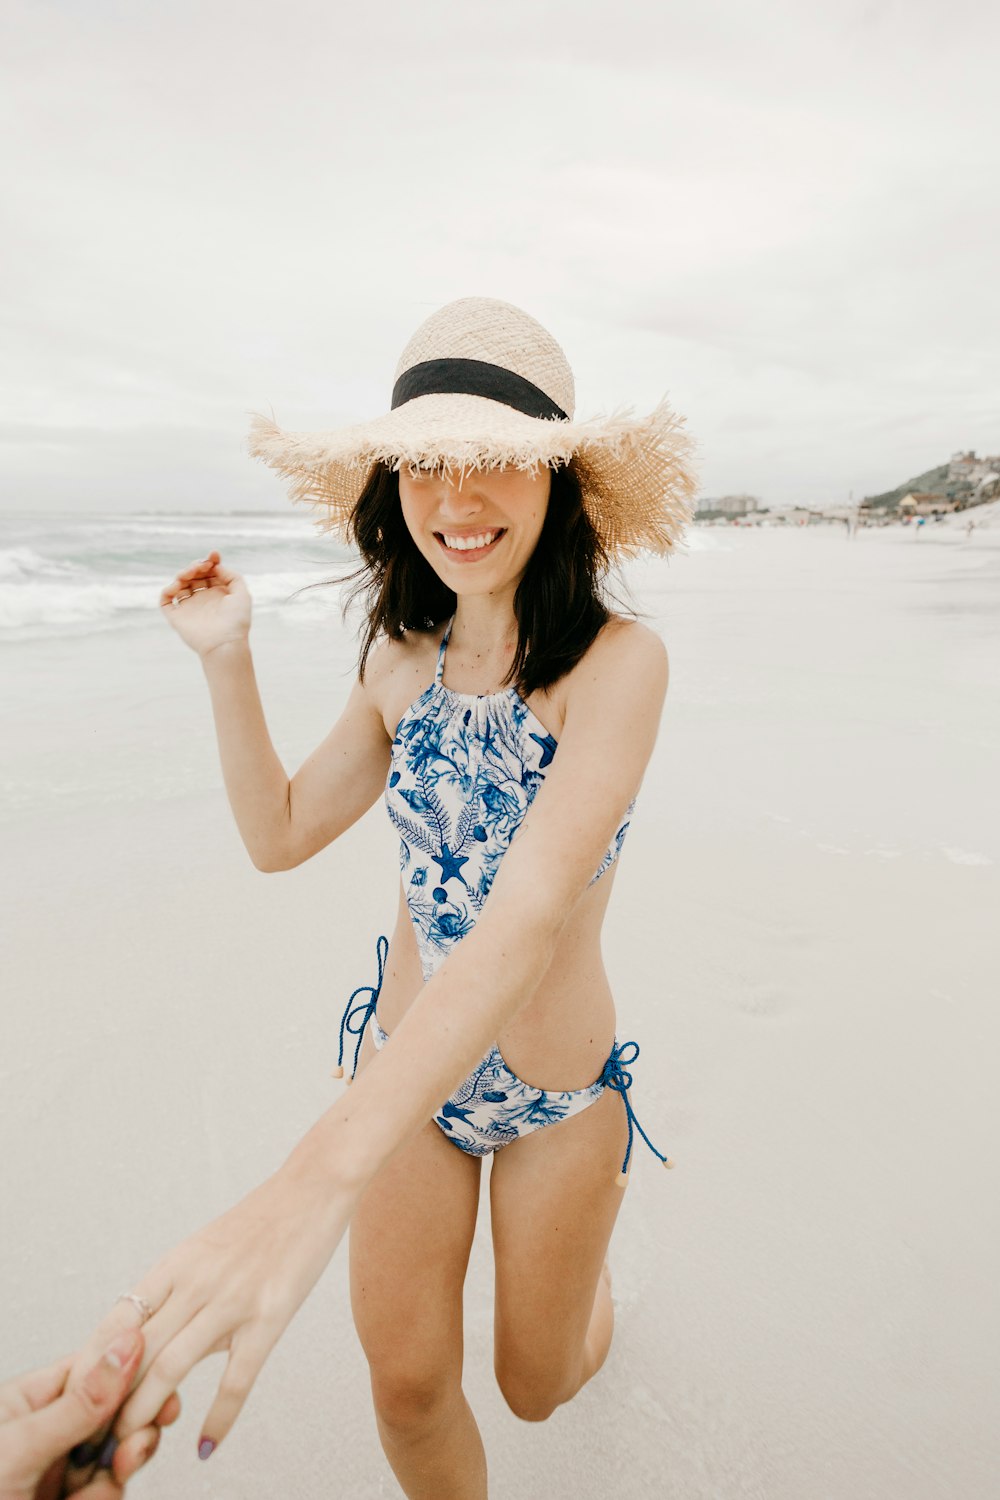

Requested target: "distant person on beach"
[
  {"left": 59, "top": 299, "right": 695, "bottom": 1497},
  {"left": 965, "top": 518, "right": 976, "bottom": 540}
]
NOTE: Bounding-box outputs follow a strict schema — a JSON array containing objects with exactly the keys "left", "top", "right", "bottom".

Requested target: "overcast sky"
[{"left": 2, "top": 0, "right": 997, "bottom": 513}]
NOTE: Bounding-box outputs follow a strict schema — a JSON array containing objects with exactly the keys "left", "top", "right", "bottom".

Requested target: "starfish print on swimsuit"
[{"left": 431, "top": 843, "right": 470, "bottom": 886}]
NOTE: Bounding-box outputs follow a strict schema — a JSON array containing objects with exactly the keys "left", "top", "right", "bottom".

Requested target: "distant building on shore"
[
  {"left": 948, "top": 451, "right": 1000, "bottom": 487},
  {"left": 898, "top": 492, "right": 962, "bottom": 516},
  {"left": 696, "top": 494, "right": 761, "bottom": 517},
  {"left": 778, "top": 506, "right": 824, "bottom": 525}
]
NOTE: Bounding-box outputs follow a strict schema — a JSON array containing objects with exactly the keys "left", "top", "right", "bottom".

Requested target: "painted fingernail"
[
  {"left": 198, "top": 1437, "right": 216, "bottom": 1460},
  {"left": 96, "top": 1434, "right": 119, "bottom": 1470},
  {"left": 104, "top": 1330, "right": 140, "bottom": 1369}
]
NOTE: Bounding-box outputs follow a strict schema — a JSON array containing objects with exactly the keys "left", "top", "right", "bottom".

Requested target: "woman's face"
[{"left": 398, "top": 463, "right": 550, "bottom": 596}]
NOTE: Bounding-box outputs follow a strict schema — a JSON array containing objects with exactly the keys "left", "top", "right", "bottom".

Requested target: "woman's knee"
[
  {"left": 369, "top": 1353, "right": 462, "bottom": 1434},
  {"left": 493, "top": 1356, "right": 576, "bottom": 1424}
]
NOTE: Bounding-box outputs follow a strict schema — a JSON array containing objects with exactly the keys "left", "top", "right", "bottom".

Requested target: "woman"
[{"left": 65, "top": 297, "right": 696, "bottom": 1498}]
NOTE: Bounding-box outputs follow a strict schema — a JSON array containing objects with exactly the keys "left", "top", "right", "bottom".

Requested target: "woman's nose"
[{"left": 437, "top": 475, "right": 483, "bottom": 515}]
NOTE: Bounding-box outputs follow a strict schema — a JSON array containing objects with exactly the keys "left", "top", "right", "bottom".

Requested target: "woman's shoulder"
[
  {"left": 572, "top": 613, "right": 668, "bottom": 685},
  {"left": 360, "top": 622, "right": 447, "bottom": 735},
  {"left": 537, "top": 614, "right": 667, "bottom": 741}
]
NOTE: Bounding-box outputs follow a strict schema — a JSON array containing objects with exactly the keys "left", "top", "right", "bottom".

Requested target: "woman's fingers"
[
  {"left": 61, "top": 1356, "right": 183, "bottom": 1494},
  {"left": 158, "top": 552, "right": 221, "bottom": 601},
  {"left": 179, "top": 552, "right": 220, "bottom": 577},
  {"left": 70, "top": 1273, "right": 173, "bottom": 1385},
  {"left": 104, "top": 1386, "right": 181, "bottom": 1484},
  {"left": 159, "top": 577, "right": 224, "bottom": 607},
  {"left": 110, "top": 1421, "right": 162, "bottom": 1484},
  {"left": 59, "top": 1281, "right": 174, "bottom": 1493},
  {"left": 111, "top": 1304, "right": 229, "bottom": 1442},
  {"left": 158, "top": 553, "right": 245, "bottom": 613},
  {"left": 202, "top": 559, "right": 240, "bottom": 586},
  {"left": 196, "top": 1323, "right": 278, "bottom": 1456},
  {"left": 171, "top": 556, "right": 220, "bottom": 587},
  {"left": 155, "top": 1391, "right": 182, "bottom": 1427}
]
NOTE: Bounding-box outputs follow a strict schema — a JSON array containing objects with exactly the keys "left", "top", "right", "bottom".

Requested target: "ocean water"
[
  {"left": 0, "top": 510, "right": 354, "bottom": 642},
  {"left": 0, "top": 510, "right": 369, "bottom": 822},
  {"left": 0, "top": 508, "right": 723, "bottom": 643}
]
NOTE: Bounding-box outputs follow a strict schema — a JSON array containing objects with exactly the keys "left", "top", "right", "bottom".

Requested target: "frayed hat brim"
[{"left": 248, "top": 392, "right": 698, "bottom": 558}]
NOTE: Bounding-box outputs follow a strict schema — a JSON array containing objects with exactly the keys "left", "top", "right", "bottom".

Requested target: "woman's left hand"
[{"left": 63, "top": 1164, "right": 352, "bottom": 1469}]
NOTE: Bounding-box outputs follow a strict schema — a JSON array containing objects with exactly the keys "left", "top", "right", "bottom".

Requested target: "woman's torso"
[{"left": 370, "top": 615, "right": 629, "bottom": 1091}]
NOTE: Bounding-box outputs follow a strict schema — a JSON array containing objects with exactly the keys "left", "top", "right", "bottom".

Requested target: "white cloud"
[{"left": 1, "top": 0, "right": 997, "bottom": 511}]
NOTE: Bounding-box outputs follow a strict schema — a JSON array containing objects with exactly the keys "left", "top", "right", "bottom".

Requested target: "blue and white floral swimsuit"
[{"left": 335, "top": 615, "right": 674, "bottom": 1180}]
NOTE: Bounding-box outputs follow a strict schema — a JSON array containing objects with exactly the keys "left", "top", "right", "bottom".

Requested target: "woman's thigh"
[
  {"left": 349, "top": 1032, "right": 483, "bottom": 1406},
  {"left": 489, "top": 1084, "right": 629, "bottom": 1407}
]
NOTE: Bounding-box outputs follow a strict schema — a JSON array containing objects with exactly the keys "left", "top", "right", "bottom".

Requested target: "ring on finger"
[{"left": 116, "top": 1291, "right": 156, "bottom": 1323}]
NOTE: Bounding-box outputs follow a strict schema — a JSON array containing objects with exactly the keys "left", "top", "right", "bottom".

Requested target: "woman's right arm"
[{"left": 161, "top": 552, "right": 392, "bottom": 873}]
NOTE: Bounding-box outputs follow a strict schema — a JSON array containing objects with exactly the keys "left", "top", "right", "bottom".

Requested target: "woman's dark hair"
[{"left": 309, "top": 461, "right": 634, "bottom": 698}]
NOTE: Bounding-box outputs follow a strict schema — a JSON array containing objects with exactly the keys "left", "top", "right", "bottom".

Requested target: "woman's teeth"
[{"left": 439, "top": 529, "right": 503, "bottom": 552}]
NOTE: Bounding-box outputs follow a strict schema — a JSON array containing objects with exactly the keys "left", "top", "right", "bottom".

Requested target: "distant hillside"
[{"left": 863, "top": 464, "right": 951, "bottom": 511}]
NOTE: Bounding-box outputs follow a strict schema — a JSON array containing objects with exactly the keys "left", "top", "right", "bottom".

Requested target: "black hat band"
[{"left": 391, "top": 358, "right": 569, "bottom": 422}]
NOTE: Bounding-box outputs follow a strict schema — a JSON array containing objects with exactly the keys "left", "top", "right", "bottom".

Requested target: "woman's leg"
[
  {"left": 350, "top": 1032, "right": 486, "bottom": 1500},
  {"left": 489, "top": 1084, "right": 630, "bottom": 1422}
]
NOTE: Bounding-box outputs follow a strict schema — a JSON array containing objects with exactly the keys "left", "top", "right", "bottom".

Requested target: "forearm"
[
  {"left": 199, "top": 640, "right": 291, "bottom": 869},
  {"left": 282, "top": 902, "right": 562, "bottom": 1199}
]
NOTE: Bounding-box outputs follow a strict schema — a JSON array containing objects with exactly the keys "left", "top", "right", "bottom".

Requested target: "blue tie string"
[
  {"left": 336, "top": 946, "right": 672, "bottom": 1177},
  {"left": 600, "top": 1040, "right": 671, "bottom": 1176},
  {"left": 337, "top": 934, "right": 389, "bottom": 1080}
]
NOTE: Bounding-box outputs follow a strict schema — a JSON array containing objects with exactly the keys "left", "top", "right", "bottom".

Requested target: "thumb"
[{"left": 15, "top": 1332, "right": 143, "bottom": 1474}]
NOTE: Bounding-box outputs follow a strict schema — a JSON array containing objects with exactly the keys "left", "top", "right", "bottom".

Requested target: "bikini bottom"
[{"left": 334, "top": 935, "right": 675, "bottom": 1182}]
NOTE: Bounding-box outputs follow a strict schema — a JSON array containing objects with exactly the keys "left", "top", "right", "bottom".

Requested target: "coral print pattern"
[
  {"left": 371, "top": 1017, "right": 604, "bottom": 1154},
  {"left": 386, "top": 616, "right": 634, "bottom": 982}
]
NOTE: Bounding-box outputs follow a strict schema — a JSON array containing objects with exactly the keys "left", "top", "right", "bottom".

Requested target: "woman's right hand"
[
  {"left": 63, "top": 1163, "right": 354, "bottom": 1471},
  {"left": 159, "top": 553, "right": 252, "bottom": 658}
]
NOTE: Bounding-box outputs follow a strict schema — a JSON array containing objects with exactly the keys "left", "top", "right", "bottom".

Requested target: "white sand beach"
[{"left": 2, "top": 514, "right": 998, "bottom": 1498}]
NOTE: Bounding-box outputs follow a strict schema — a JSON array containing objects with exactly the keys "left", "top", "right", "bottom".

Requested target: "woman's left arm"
[{"left": 69, "top": 620, "right": 669, "bottom": 1459}]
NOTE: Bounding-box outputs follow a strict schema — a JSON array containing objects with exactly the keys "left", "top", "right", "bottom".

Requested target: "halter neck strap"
[{"left": 434, "top": 615, "right": 455, "bottom": 685}]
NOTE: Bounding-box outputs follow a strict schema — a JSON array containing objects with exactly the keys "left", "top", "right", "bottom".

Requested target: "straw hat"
[{"left": 248, "top": 297, "right": 698, "bottom": 558}]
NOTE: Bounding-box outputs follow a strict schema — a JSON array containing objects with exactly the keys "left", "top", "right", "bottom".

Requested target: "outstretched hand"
[
  {"left": 63, "top": 1166, "right": 353, "bottom": 1469},
  {"left": 0, "top": 1328, "right": 180, "bottom": 1500}
]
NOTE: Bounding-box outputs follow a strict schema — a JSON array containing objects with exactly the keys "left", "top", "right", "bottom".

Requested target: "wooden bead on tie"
[
  {"left": 330, "top": 1064, "right": 344, "bottom": 1079},
  {"left": 616, "top": 1170, "right": 630, "bottom": 1188},
  {"left": 663, "top": 1156, "right": 676, "bottom": 1169}
]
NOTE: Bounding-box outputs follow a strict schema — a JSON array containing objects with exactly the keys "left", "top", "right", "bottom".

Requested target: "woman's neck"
[{"left": 450, "top": 595, "right": 518, "bottom": 655}]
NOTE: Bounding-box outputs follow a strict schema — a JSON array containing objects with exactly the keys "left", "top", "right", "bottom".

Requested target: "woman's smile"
[{"left": 433, "top": 527, "right": 507, "bottom": 561}]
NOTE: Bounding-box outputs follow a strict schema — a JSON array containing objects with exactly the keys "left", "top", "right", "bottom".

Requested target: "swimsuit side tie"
[
  {"left": 601, "top": 1039, "right": 676, "bottom": 1184},
  {"left": 332, "top": 933, "right": 389, "bottom": 1081}
]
